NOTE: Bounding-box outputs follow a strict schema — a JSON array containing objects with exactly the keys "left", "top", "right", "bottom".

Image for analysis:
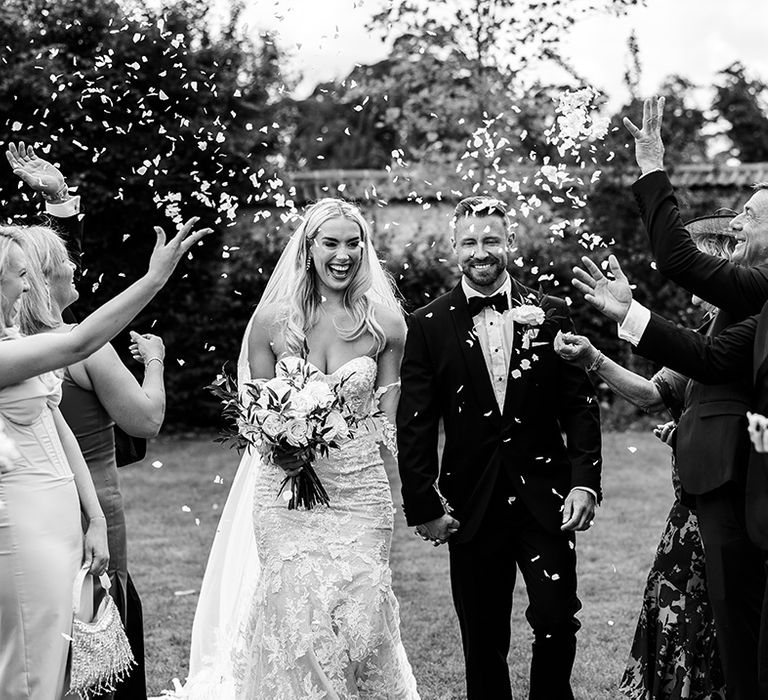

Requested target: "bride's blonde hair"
[{"left": 278, "top": 198, "right": 399, "bottom": 358}]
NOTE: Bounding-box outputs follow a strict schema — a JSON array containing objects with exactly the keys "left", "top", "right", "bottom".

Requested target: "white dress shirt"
[
  {"left": 617, "top": 300, "right": 652, "bottom": 346},
  {"left": 45, "top": 196, "right": 80, "bottom": 218},
  {"left": 462, "top": 273, "right": 515, "bottom": 413},
  {"left": 462, "top": 273, "right": 598, "bottom": 505}
]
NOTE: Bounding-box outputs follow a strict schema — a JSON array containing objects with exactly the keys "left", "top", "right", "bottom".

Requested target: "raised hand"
[
  {"left": 553, "top": 330, "right": 599, "bottom": 370},
  {"left": 147, "top": 216, "right": 213, "bottom": 285},
  {"left": 129, "top": 331, "right": 165, "bottom": 365},
  {"left": 572, "top": 254, "right": 634, "bottom": 323},
  {"left": 5, "top": 142, "right": 68, "bottom": 201},
  {"left": 415, "top": 514, "right": 460, "bottom": 547},
  {"left": 623, "top": 96, "right": 665, "bottom": 175}
]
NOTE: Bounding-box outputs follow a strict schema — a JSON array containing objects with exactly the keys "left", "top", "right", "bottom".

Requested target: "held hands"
[
  {"left": 561, "top": 489, "right": 596, "bottom": 532},
  {"left": 572, "top": 255, "right": 633, "bottom": 323},
  {"left": 272, "top": 445, "right": 312, "bottom": 478},
  {"left": 129, "top": 331, "right": 165, "bottom": 365},
  {"left": 415, "top": 514, "right": 460, "bottom": 547},
  {"left": 147, "top": 217, "right": 212, "bottom": 285},
  {"left": 623, "top": 96, "right": 666, "bottom": 175},
  {"left": 5, "top": 142, "right": 68, "bottom": 201},
  {"left": 82, "top": 516, "right": 109, "bottom": 576},
  {"left": 553, "top": 330, "right": 599, "bottom": 370},
  {"left": 747, "top": 412, "right": 768, "bottom": 453}
]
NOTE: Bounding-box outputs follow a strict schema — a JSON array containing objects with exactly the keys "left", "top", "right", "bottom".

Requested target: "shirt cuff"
[
  {"left": 638, "top": 168, "right": 664, "bottom": 179},
  {"left": 45, "top": 195, "right": 80, "bottom": 218},
  {"left": 570, "top": 486, "right": 598, "bottom": 502},
  {"left": 617, "top": 300, "right": 651, "bottom": 346}
]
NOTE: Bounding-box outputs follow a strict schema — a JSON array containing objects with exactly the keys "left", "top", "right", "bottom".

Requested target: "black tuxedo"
[
  {"left": 632, "top": 171, "right": 768, "bottom": 699},
  {"left": 397, "top": 278, "right": 602, "bottom": 699}
]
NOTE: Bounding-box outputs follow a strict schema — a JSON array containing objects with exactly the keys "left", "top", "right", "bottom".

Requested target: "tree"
[
  {"left": 0, "top": 0, "right": 288, "bottom": 426},
  {"left": 713, "top": 62, "right": 768, "bottom": 163}
]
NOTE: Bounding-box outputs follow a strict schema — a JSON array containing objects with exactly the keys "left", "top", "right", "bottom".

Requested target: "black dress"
[{"left": 619, "top": 368, "right": 725, "bottom": 699}]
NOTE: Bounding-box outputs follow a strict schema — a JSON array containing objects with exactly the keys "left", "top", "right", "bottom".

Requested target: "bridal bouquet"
[{"left": 209, "top": 361, "right": 370, "bottom": 510}]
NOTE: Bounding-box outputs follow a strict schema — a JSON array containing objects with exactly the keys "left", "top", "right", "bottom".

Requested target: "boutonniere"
[{"left": 512, "top": 291, "right": 565, "bottom": 350}]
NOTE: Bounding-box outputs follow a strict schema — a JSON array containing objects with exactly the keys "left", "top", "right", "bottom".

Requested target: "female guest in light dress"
[
  {"left": 0, "top": 213, "right": 210, "bottom": 699},
  {"left": 10, "top": 144, "right": 166, "bottom": 699}
]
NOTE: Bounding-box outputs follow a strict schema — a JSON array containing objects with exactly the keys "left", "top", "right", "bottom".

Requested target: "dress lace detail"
[{"left": 195, "top": 356, "right": 418, "bottom": 699}]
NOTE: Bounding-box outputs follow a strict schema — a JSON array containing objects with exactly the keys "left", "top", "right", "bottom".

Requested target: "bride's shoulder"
[
  {"left": 247, "top": 304, "right": 285, "bottom": 349},
  {"left": 373, "top": 303, "right": 407, "bottom": 345}
]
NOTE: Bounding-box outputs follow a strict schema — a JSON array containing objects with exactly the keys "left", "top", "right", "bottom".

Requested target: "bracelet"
[
  {"left": 41, "top": 183, "right": 70, "bottom": 203},
  {"left": 585, "top": 351, "right": 606, "bottom": 374},
  {"left": 145, "top": 357, "right": 164, "bottom": 368}
]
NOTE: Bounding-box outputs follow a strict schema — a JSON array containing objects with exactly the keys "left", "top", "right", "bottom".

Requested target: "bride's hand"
[{"left": 272, "top": 445, "right": 311, "bottom": 477}]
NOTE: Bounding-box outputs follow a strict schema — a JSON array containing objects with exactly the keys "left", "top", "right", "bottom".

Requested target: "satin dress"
[{"left": 0, "top": 369, "right": 82, "bottom": 699}]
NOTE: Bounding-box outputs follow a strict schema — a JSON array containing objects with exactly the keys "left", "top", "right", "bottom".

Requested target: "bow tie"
[{"left": 467, "top": 292, "right": 509, "bottom": 317}]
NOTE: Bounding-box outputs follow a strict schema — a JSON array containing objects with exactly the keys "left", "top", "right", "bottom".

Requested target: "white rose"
[
  {"left": 260, "top": 413, "right": 285, "bottom": 441},
  {"left": 284, "top": 418, "right": 310, "bottom": 447},
  {"left": 511, "top": 304, "right": 546, "bottom": 326},
  {"left": 301, "top": 380, "right": 335, "bottom": 409},
  {"left": 321, "top": 410, "right": 350, "bottom": 442},
  {"left": 289, "top": 390, "right": 314, "bottom": 417}
]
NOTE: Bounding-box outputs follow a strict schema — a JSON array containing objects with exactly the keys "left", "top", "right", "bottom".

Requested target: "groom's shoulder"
[{"left": 408, "top": 290, "right": 454, "bottom": 322}]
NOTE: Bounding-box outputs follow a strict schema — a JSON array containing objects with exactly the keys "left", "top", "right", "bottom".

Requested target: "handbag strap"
[{"left": 72, "top": 565, "right": 112, "bottom": 616}]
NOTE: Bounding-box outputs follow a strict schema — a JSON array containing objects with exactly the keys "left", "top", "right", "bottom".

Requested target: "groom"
[{"left": 397, "top": 197, "right": 602, "bottom": 699}]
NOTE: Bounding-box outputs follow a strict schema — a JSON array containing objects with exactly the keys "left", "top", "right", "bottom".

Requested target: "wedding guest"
[
  {"left": 554, "top": 340, "right": 724, "bottom": 698},
  {"left": 556, "top": 216, "right": 734, "bottom": 699},
  {"left": 620, "top": 97, "right": 768, "bottom": 699},
  {"left": 9, "top": 143, "right": 162, "bottom": 699},
  {"left": 0, "top": 215, "right": 210, "bottom": 699}
]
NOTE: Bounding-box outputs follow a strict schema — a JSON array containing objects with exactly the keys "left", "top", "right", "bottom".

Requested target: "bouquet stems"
[{"left": 277, "top": 459, "right": 330, "bottom": 510}]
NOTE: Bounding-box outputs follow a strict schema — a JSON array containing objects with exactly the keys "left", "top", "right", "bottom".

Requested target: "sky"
[{"left": 231, "top": 0, "right": 768, "bottom": 111}]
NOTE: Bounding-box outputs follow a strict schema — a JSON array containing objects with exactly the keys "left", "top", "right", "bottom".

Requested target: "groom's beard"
[{"left": 462, "top": 256, "right": 506, "bottom": 289}]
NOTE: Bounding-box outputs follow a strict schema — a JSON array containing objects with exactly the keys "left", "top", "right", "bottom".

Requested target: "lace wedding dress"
[{"left": 182, "top": 356, "right": 419, "bottom": 700}]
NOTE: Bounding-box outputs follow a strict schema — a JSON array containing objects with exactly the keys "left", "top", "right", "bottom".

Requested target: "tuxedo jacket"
[
  {"left": 396, "top": 279, "right": 602, "bottom": 543},
  {"left": 633, "top": 172, "right": 762, "bottom": 494},
  {"left": 634, "top": 307, "right": 768, "bottom": 549}
]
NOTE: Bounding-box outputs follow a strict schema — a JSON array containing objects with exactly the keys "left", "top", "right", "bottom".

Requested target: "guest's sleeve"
[
  {"left": 633, "top": 172, "right": 768, "bottom": 314},
  {"left": 635, "top": 311, "right": 756, "bottom": 384}
]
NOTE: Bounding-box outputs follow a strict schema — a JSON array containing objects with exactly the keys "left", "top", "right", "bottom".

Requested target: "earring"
[{"left": 306, "top": 256, "right": 312, "bottom": 272}]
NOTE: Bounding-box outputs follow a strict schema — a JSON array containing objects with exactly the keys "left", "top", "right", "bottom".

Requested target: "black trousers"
[
  {"left": 695, "top": 482, "right": 767, "bottom": 700},
  {"left": 448, "top": 475, "right": 581, "bottom": 700}
]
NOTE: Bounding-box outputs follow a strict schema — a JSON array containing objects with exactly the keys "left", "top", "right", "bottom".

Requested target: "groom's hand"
[
  {"left": 622, "top": 96, "right": 665, "bottom": 175},
  {"left": 572, "top": 255, "right": 633, "bottom": 323},
  {"left": 415, "top": 514, "right": 460, "bottom": 546},
  {"left": 561, "top": 489, "right": 595, "bottom": 532}
]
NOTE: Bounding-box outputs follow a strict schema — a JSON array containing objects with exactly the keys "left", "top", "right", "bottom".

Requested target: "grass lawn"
[{"left": 122, "top": 429, "right": 673, "bottom": 699}]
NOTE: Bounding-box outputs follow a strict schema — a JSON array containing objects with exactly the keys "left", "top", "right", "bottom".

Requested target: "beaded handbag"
[{"left": 68, "top": 566, "right": 136, "bottom": 699}]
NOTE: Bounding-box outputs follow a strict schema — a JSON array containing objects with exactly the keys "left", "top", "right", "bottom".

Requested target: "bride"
[{"left": 181, "top": 198, "right": 419, "bottom": 699}]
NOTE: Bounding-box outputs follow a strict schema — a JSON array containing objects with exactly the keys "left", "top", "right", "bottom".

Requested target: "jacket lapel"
[{"left": 448, "top": 283, "right": 502, "bottom": 426}]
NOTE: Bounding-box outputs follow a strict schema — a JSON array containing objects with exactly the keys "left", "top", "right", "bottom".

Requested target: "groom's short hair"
[{"left": 452, "top": 196, "right": 510, "bottom": 229}]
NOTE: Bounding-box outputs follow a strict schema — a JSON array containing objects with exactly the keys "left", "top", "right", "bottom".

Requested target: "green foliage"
[
  {"left": 713, "top": 62, "right": 768, "bottom": 162},
  {"left": 0, "top": 0, "right": 286, "bottom": 427}
]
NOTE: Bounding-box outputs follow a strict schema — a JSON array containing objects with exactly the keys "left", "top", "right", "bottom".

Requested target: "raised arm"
[
  {"left": 6, "top": 141, "right": 84, "bottom": 271},
  {"left": 633, "top": 171, "right": 768, "bottom": 314},
  {"left": 75, "top": 333, "right": 166, "bottom": 439},
  {"left": 623, "top": 98, "right": 768, "bottom": 313},
  {"left": 0, "top": 218, "right": 210, "bottom": 389}
]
